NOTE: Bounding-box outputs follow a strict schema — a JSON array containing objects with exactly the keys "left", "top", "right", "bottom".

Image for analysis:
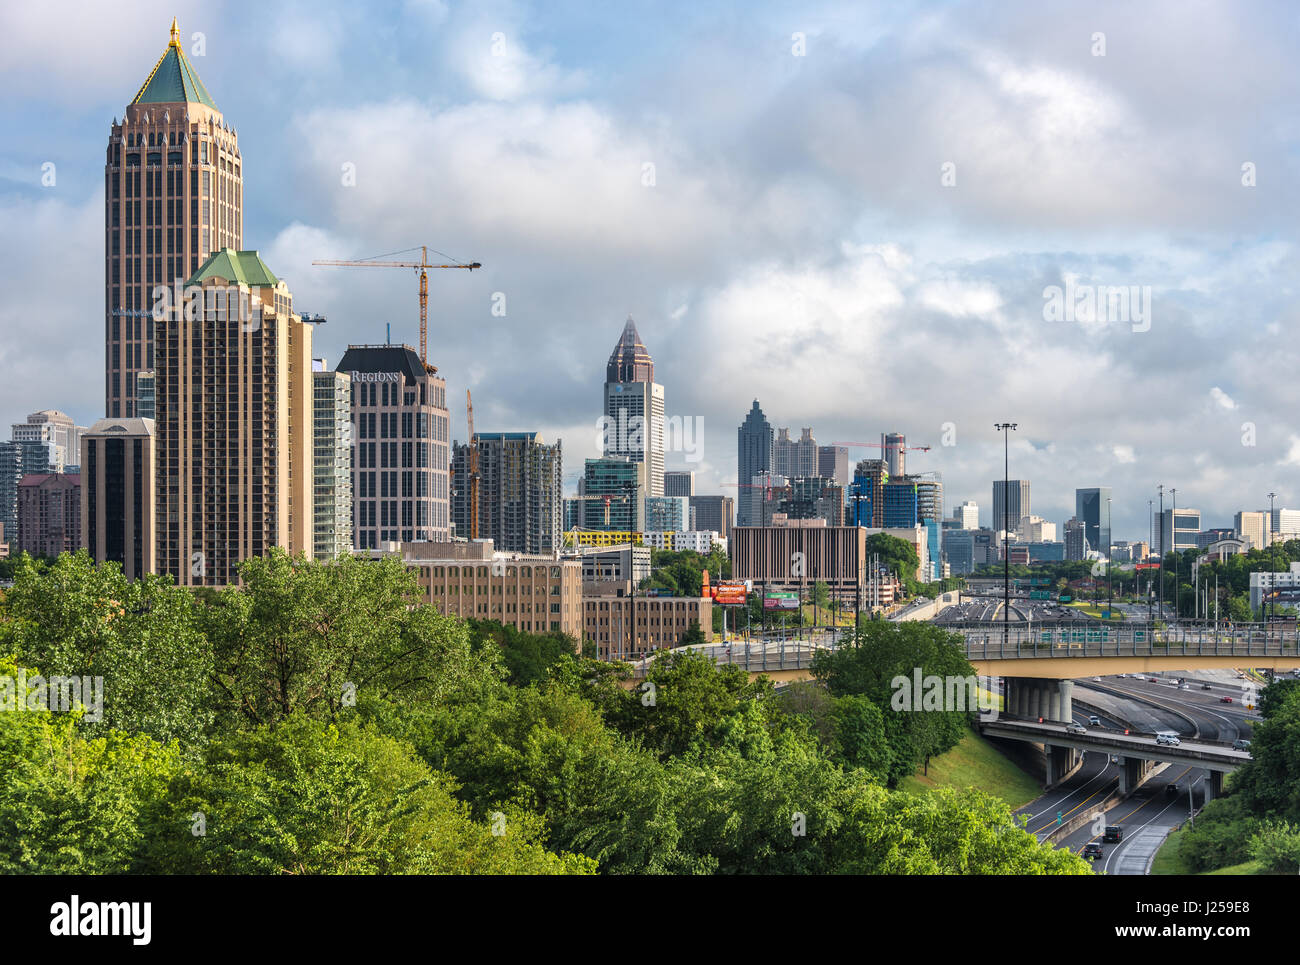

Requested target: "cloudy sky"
[{"left": 3, "top": 0, "right": 1299, "bottom": 541}]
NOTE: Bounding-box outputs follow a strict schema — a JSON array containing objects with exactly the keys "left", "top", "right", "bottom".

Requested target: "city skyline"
[{"left": 4, "top": 4, "right": 1300, "bottom": 541}]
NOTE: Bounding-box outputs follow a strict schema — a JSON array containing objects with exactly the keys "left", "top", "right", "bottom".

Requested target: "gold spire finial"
[{"left": 170, "top": 17, "right": 180, "bottom": 45}]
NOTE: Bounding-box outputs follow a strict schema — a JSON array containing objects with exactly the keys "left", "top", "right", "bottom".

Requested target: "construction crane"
[
  {"left": 831, "top": 441, "right": 932, "bottom": 453},
  {"left": 312, "top": 246, "right": 481, "bottom": 370},
  {"left": 466, "top": 389, "right": 480, "bottom": 541}
]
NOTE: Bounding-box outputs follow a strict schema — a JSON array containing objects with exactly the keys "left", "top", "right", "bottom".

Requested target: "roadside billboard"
[
  {"left": 764, "top": 591, "right": 800, "bottom": 610},
  {"left": 712, "top": 581, "right": 749, "bottom": 605}
]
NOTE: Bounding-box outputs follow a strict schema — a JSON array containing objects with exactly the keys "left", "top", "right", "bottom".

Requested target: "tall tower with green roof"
[{"left": 105, "top": 19, "right": 243, "bottom": 418}]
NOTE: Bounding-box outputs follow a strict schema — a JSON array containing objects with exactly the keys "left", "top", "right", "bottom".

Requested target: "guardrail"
[{"left": 954, "top": 622, "right": 1300, "bottom": 659}]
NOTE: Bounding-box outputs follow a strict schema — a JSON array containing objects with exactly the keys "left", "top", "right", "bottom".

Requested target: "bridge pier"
[
  {"left": 1006, "top": 677, "right": 1073, "bottom": 723},
  {"left": 1204, "top": 770, "right": 1223, "bottom": 803}
]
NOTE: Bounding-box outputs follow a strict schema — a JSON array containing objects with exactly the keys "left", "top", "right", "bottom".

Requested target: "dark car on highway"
[
  {"left": 1083, "top": 843, "right": 1104, "bottom": 860},
  {"left": 1103, "top": 825, "right": 1123, "bottom": 843}
]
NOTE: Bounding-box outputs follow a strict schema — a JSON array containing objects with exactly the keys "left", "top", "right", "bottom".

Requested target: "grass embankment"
[
  {"left": 1151, "top": 826, "right": 1265, "bottom": 875},
  {"left": 1065, "top": 601, "right": 1125, "bottom": 620},
  {"left": 899, "top": 726, "right": 1042, "bottom": 809}
]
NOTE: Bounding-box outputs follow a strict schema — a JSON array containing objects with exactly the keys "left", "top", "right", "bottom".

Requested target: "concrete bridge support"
[
  {"left": 1116, "top": 756, "right": 1162, "bottom": 795},
  {"left": 1005, "top": 677, "right": 1074, "bottom": 723},
  {"left": 1204, "top": 770, "right": 1224, "bottom": 803},
  {"left": 1045, "top": 744, "right": 1078, "bottom": 785}
]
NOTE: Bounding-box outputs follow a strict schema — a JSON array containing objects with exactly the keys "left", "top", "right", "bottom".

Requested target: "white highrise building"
[
  {"left": 955, "top": 500, "right": 979, "bottom": 529},
  {"left": 602, "top": 318, "right": 665, "bottom": 497}
]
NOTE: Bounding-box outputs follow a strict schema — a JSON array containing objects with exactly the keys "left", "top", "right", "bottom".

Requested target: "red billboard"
[{"left": 712, "top": 581, "right": 749, "bottom": 605}]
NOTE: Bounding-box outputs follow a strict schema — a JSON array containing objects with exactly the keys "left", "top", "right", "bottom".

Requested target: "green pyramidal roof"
[
  {"left": 132, "top": 19, "right": 217, "bottom": 109},
  {"left": 187, "top": 249, "right": 280, "bottom": 288}
]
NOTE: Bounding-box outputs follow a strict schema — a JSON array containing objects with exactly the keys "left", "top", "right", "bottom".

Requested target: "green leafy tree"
[
  {"left": 137, "top": 716, "right": 593, "bottom": 874},
  {"left": 0, "top": 551, "right": 213, "bottom": 745},
  {"left": 205, "top": 550, "right": 497, "bottom": 728}
]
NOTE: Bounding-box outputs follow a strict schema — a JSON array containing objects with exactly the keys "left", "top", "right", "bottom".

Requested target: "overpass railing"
[{"left": 951, "top": 621, "right": 1300, "bottom": 660}]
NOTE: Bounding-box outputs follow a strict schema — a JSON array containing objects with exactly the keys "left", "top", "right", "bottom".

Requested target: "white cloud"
[{"left": 1209, "top": 386, "right": 1236, "bottom": 410}]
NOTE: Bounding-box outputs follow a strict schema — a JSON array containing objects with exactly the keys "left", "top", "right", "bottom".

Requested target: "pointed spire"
[
  {"left": 170, "top": 17, "right": 180, "bottom": 46},
  {"left": 606, "top": 316, "right": 654, "bottom": 384}
]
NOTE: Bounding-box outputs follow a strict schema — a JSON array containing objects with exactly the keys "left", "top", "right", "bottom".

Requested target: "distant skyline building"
[
  {"left": 773, "top": 427, "right": 817, "bottom": 479},
  {"left": 106, "top": 19, "right": 242, "bottom": 418},
  {"left": 954, "top": 500, "right": 979, "bottom": 529},
  {"left": 0, "top": 440, "right": 54, "bottom": 544},
  {"left": 690, "top": 494, "right": 733, "bottom": 541},
  {"left": 16, "top": 473, "right": 81, "bottom": 558},
  {"left": 602, "top": 318, "right": 664, "bottom": 497},
  {"left": 644, "top": 495, "right": 689, "bottom": 532},
  {"left": 312, "top": 362, "right": 353, "bottom": 562},
  {"left": 1064, "top": 517, "right": 1087, "bottom": 561},
  {"left": 663, "top": 470, "right": 695, "bottom": 498},
  {"left": 1159, "top": 507, "right": 1202, "bottom": 554},
  {"left": 736, "top": 400, "right": 773, "bottom": 526},
  {"left": 849, "top": 459, "right": 889, "bottom": 528},
  {"left": 1075, "top": 487, "right": 1112, "bottom": 558},
  {"left": 882, "top": 432, "right": 906, "bottom": 477},
  {"left": 581, "top": 455, "right": 645, "bottom": 531},
  {"left": 992, "top": 479, "right": 1030, "bottom": 534},
  {"left": 337, "top": 343, "right": 451, "bottom": 551},
  {"left": 80, "top": 417, "right": 155, "bottom": 580},
  {"left": 1270, "top": 508, "right": 1300, "bottom": 540},
  {"left": 1236, "top": 510, "right": 1269, "bottom": 550},
  {"left": 817, "top": 445, "right": 849, "bottom": 487},
  {"left": 11, "top": 411, "right": 85, "bottom": 470},
  {"left": 451, "top": 431, "right": 562, "bottom": 555}
]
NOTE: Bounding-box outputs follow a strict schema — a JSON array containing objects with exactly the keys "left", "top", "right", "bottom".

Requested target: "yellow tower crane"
[{"left": 312, "top": 246, "right": 481, "bottom": 370}]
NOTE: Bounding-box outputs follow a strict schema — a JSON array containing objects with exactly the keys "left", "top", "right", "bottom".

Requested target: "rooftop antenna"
[{"left": 386, "top": 322, "right": 391, "bottom": 344}]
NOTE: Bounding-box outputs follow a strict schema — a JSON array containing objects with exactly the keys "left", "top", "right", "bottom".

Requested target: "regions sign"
[{"left": 764, "top": 591, "right": 800, "bottom": 611}]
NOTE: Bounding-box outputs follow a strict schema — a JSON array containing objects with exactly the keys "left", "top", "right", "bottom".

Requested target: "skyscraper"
[
  {"left": 849, "top": 459, "right": 889, "bottom": 527},
  {"left": 11, "top": 411, "right": 85, "bottom": 469},
  {"left": 81, "top": 417, "right": 156, "bottom": 580},
  {"left": 689, "top": 495, "right": 733, "bottom": 540},
  {"left": 602, "top": 318, "right": 664, "bottom": 497},
  {"left": 312, "top": 362, "right": 354, "bottom": 562},
  {"left": 580, "top": 456, "right": 645, "bottom": 531},
  {"left": 106, "top": 20, "right": 242, "bottom": 418},
  {"left": 954, "top": 500, "right": 979, "bottom": 529},
  {"left": 663, "top": 470, "right": 695, "bottom": 498},
  {"left": 736, "top": 400, "right": 773, "bottom": 526},
  {"left": 817, "top": 445, "right": 849, "bottom": 487},
  {"left": 1075, "top": 487, "right": 1112, "bottom": 559},
  {"left": 773, "top": 427, "right": 817, "bottom": 479},
  {"left": 991, "top": 480, "right": 1030, "bottom": 534},
  {"left": 882, "top": 432, "right": 906, "bottom": 477},
  {"left": 337, "top": 343, "right": 451, "bottom": 551},
  {"left": 450, "top": 432, "right": 562, "bottom": 555},
  {"left": 155, "top": 249, "right": 313, "bottom": 585}
]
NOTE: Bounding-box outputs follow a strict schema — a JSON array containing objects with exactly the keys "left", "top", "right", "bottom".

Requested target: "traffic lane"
[
  {"left": 1094, "top": 680, "right": 1249, "bottom": 742},
  {"left": 1016, "top": 708, "right": 1123, "bottom": 838},
  {"left": 1060, "top": 764, "right": 1200, "bottom": 874}
]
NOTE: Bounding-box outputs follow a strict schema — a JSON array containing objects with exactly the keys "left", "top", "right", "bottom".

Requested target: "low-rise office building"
[{"left": 582, "top": 581, "right": 712, "bottom": 660}]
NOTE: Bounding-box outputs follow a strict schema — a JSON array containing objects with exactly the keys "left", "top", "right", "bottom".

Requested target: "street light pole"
[
  {"left": 1170, "top": 488, "right": 1177, "bottom": 620},
  {"left": 994, "top": 423, "right": 1017, "bottom": 646},
  {"left": 1268, "top": 492, "right": 1277, "bottom": 628},
  {"left": 1107, "top": 496, "right": 1113, "bottom": 619},
  {"left": 1157, "top": 485, "right": 1165, "bottom": 623}
]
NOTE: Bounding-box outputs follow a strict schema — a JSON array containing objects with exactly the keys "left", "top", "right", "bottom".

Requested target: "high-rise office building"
[
  {"left": 1075, "top": 487, "right": 1112, "bottom": 559},
  {"left": 16, "top": 473, "right": 81, "bottom": 558},
  {"left": 954, "top": 500, "right": 979, "bottom": 529},
  {"left": 1235, "top": 510, "right": 1269, "bottom": 550},
  {"left": 991, "top": 480, "right": 1030, "bottom": 534},
  {"left": 817, "top": 445, "right": 849, "bottom": 487},
  {"left": 736, "top": 400, "right": 773, "bottom": 526},
  {"left": 312, "top": 362, "right": 353, "bottom": 562},
  {"left": 1270, "top": 508, "right": 1300, "bottom": 540},
  {"left": 644, "top": 495, "right": 689, "bottom": 531},
  {"left": 849, "top": 459, "right": 889, "bottom": 527},
  {"left": 1064, "top": 517, "right": 1088, "bottom": 561},
  {"left": 11, "top": 411, "right": 85, "bottom": 469},
  {"left": 773, "top": 427, "right": 817, "bottom": 479},
  {"left": 882, "top": 479, "right": 919, "bottom": 527},
  {"left": 580, "top": 456, "right": 646, "bottom": 531},
  {"left": 450, "top": 431, "right": 562, "bottom": 555},
  {"left": 81, "top": 418, "right": 156, "bottom": 580},
  {"left": 1158, "top": 508, "right": 1202, "bottom": 554},
  {"left": 773, "top": 477, "right": 843, "bottom": 527},
  {"left": 690, "top": 494, "right": 733, "bottom": 541},
  {"left": 602, "top": 318, "right": 664, "bottom": 497},
  {"left": 337, "top": 343, "right": 451, "bottom": 551},
  {"left": 663, "top": 470, "right": 695, "bottom": 498},
  {"left": 0, "top": 440, "right": 54, "bottom": 543},
  {"left": 136, "top": 372, "right": 156, "bottom": 420},
  {"left": 155, "top": 249, "right": 312, "bottom": 585},
  {"left": 106, "top": 20, "right": 242, "bottom": 418},
  {"left": 882, "top": 432, "right": 906, "bottom": 478}
]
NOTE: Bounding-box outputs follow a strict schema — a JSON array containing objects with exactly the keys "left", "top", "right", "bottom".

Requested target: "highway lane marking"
[{"left": 1098, "top": 769, "right": 1201, "bottom": 875}]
